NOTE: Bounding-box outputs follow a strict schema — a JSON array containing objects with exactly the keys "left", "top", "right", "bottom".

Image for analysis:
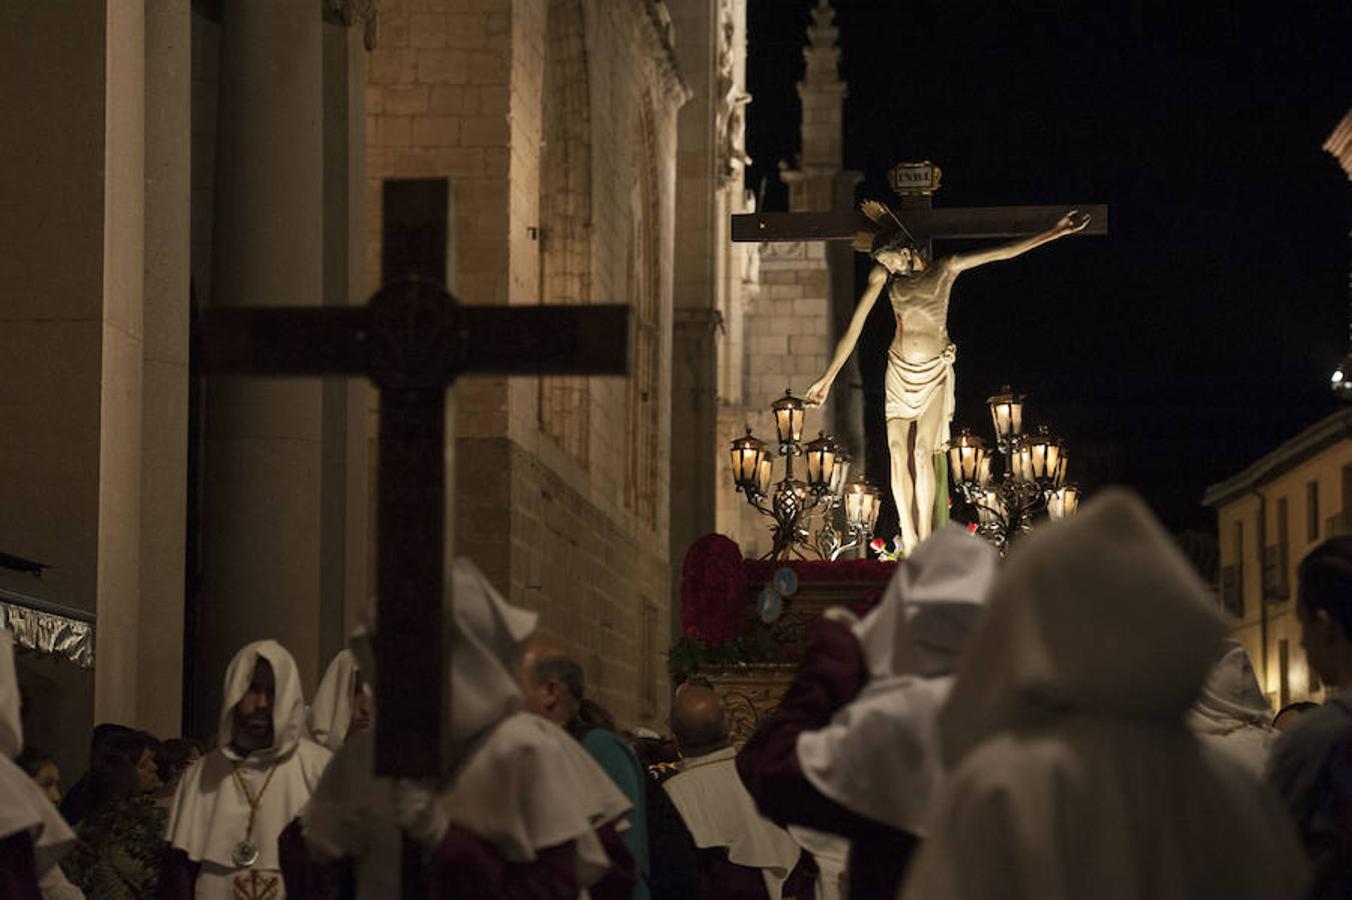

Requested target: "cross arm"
[
  {"left": 460, "top": 305, "right": 630, "bottom": 376},
  {"left": 731, "top": 203, "right": 1109, "bottom": 243},
  {"left": 194, "top": 307, "right": 371, "bottom": 375},
  {"left": 193, "top": 302, "right": 630, "bottom": 380}
]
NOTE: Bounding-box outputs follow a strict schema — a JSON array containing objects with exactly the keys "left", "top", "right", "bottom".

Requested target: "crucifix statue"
[
  {"left": 196, "top": 178, "right": 628, "bottom": 782},
  {"left": 733, "top": 162, "right": 1107, "bottom": 553}
]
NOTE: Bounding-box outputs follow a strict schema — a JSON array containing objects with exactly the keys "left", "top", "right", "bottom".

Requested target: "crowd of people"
[{"left": 2, "top": 488, "right": 1352, "bottom": 898}]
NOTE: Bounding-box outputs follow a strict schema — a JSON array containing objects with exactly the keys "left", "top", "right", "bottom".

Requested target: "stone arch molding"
[{"left": 538, "top": 0, "right": 594, "bottom": 466}]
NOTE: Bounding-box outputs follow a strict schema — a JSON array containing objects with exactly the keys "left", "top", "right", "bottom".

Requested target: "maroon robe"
[
  {"left": 0, "top": 831, "right": 42, "bottom": 900},
  {"left": 275, "top": 819, "right": 635, "bottom": 900},
  {"left": 736, "top": 618, "right": 919, "bottom": 899}
]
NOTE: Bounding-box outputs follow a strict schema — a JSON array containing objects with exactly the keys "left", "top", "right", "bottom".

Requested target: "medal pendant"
[{"left": 232, "top": 839, "right": 260, "bottom": 868}]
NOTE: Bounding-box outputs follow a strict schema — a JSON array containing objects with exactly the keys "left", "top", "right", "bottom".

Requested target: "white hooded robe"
[
  {"left": 899, "top": 489, "right": 1309, "bottom": 900},
  {"left": 164, "top": 640, "right": 331, "bottom": 900},
  {"left": 0, "top": 629, "right": 78, "bottom": 889},
  {"left": 307, "top": 649, "right": 366, "bottom": 752},
  {"left": 795, "top": 525, "right": 997, "bottom": 837},
  {"left": 302, "top": 557, "right": 631, "bottom": 899}
]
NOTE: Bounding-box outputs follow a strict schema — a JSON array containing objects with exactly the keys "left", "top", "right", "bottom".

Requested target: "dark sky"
[{"left": 746, "top": 0, "right": 1352, "bottom": 532}]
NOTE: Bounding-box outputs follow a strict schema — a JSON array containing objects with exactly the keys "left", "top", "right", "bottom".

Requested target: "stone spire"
[{"left": 785, "top": 0, "right": 846, "bottom": 211}]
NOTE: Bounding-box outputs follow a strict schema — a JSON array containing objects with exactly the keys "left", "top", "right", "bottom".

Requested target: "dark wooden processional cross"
[
  {"left": 732, "top": 161, "right": 1108, "bottom": 534},
  {"left": 195, "top": 178, "right": 629, "bottom": 783}
]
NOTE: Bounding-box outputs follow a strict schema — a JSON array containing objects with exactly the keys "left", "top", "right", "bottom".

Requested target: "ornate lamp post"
[
  {"left": 729, "top": 390, "right": 880, "bottom": 561},
  {"left": 948, "top": 386, "right": 1081, "bottom": 551}
]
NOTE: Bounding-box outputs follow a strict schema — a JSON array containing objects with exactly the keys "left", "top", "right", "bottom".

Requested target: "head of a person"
[
  {"left": 219, "top": 641, "right": 305, "bottom": 761},
  {"left": 670, "top": 684, "right": 730, "bottom": 758},
  {"left": 444, "top": 559, "right": 539, "bottom": 756},
  {"left": 155, "top": 737, "right": 204, "bottom": 788},
  {"left": 1296, "top": 536, "right": 1352, "bottom": 686},
  {"left": 16, "top": 746, "right": 61, "bottom": 805},
  {"left": 872, "top": 234, "right": 926, "bottom": 276},
  {"left": 348, "top": 670, "right": 373, "bottom": 734},
  {"left": 515, "top": 641, "right": 584, "bottom": 726},
  {"left": 1273, "top": 701, "right": 1319, "bottom": 731},
  {"left": 88, "top": 722, "right": 135, "bottom": 765},
  {"left": 937, "top": 489, "right": 1226, "bottom": 766},
  {"left": 1188, "top": 639, "right": 1271, "bottom": 730},
  {"left": 89, "top": 730, "right": 159, "bottom": 810},
  {"left": 233, "top": 657, "right": 276, "bottom": 753}
]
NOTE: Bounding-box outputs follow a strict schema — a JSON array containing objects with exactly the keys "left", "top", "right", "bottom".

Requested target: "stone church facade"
[{"left": 0, "top": 0, "right": 777, "bottom": 771}]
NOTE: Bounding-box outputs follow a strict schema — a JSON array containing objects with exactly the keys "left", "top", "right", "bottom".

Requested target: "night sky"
[{"left": 745, "top": 0, "right": 1351, "bottom": 533}]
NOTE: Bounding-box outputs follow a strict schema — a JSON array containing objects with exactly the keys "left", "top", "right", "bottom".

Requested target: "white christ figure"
[{"left": 804, "top": 204, "right": 1090, "bottom": 552}]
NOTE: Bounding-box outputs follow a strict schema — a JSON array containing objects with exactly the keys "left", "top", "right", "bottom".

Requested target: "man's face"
[
  {"left": 514, "top": 648, "right": 572, "bottom": 725},
  {"left": 875, "top": 246, "right": 925, "bottom": 276},
  {"left": 233, "top": 658, "right": 276, "bottom": 750},
  {"left": 1298, "top": 600, "right": 1340, "bottom": 686}
]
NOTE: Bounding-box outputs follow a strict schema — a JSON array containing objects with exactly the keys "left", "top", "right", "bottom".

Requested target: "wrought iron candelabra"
[
  {"left": 948, "top": 387, "right": 1081, "bottom": 552},
  {"left": 729, "top": 390, "right": 882, "bottom": 561}
]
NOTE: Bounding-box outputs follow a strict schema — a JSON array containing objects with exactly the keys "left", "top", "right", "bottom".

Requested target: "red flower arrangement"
[{"left": 680, "top": 534, "right": 746, "bottom": 646}]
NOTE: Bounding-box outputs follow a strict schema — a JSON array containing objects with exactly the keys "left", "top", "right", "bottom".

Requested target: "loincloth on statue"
[{"left": 884, "top": 343, "right": 956, "bottom": 449}]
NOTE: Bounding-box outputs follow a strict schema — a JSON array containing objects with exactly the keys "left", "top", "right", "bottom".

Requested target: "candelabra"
[
  {"left": 729, "top": 391, "right": 881, "bottom": 561},
  {"left": 948, "top": 387, "right": 1081, "bottom": 552}
]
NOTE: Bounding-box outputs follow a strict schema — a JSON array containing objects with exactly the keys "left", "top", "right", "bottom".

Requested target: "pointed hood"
[
  {"left": 309, "top": 649, "right": 365, "bottom": 751},
  {"left": 797, "top": 525, "right": 997, "bottom": 834},
  {"left": 0, "top": 629, "right": 76, "bottom": 875},
  {"left": 218, "top": 640, "right": 308, "bottom": 762},
  {"left": 938, "top": 488, "right": 1227, "bottom": 766},
  {"left": 853, "top": 524, "right": 998, "bottom": 680},
  {"left": 444, "top": 558, "right": 539, "bottom": 759},
  {"left": 1189, "top": 639, "right": 1273, "bottom": 732}
]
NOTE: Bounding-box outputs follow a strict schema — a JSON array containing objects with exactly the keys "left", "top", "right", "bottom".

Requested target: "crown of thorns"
[{"left": 852, "top": 199, "right": 919, "bottom": 256}]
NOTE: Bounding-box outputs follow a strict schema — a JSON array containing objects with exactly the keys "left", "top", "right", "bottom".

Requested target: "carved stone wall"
[
  {"left": 364, "top": 0, "right": 687, "bottom": 729},
  {"left": 538, "top": 0, "right": 592, "bottom": 466}
]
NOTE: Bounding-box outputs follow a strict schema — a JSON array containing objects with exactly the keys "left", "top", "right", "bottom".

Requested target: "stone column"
[
  {"left": 0, "top": 0, "right": 145, "bottom": 772},
  {"left": 669, "top": 0, "right": 740, "bottom": 636},
  {"left": 321, "top": 17, "right": 370, "bottom": 657},
  {"left": 198, "top": 0, "right": 327, "bottom": 725},
  {"left": 140, "top": 0, "right": 192, "bottom": 738}
]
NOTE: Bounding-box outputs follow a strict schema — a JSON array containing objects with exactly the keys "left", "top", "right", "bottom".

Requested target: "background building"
[{"left": 1203, "top": 408, "right": 1352, "bottom": 709}]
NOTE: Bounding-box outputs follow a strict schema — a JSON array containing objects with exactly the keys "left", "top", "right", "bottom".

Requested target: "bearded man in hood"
[{"left": 158, "top": 641, "right": 332, "bottom": 900}]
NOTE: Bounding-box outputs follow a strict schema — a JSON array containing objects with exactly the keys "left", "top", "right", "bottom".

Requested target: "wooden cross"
[
  {"left": 732, "top": 166, "right": 1109, "bottom": 251},
  {"left": 195, "top": 178, "right": 629, "bottom": 779}
]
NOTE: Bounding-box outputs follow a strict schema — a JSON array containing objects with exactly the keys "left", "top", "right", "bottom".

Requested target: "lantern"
[
  {"left": 986, "top": 387, "right": 1025, "bottom": 443},
  {"left": 844, "top": 478, "right": 878, "bottom": 528},
  {"left": 755, "top": 454, "right": 774, "bottom": 497},
  {"left": 828, "top": 450, "right": 852, "bottom": 497},
  {"left": 803, "top": 432, "right": 838, "bottom": 491},
  {"left": 1048, "top": 484, "right": 1081, "bottom": 519},
  {"left": 947, "top": 429, "right": 987, "bottom": 486},
  {"left": 1024, "top": 426, "right": 1063, "bottom": 484},
  {"left": 771, "top": 390, "right": 806, "bottom": 446},
  {"left": 729, "top": 429, "right": 766, "bottom": 492},
  {"left": 977, "top": 454, "right": 993, "bottom": 487}
]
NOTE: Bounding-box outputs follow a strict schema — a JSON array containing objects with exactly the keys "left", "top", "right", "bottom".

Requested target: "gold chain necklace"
[{"left": 229, "top": 762, "right": 279, "bottom": 868}]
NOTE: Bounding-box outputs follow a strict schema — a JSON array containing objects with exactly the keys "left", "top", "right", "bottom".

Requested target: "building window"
[
  {"left": 1308, "top": 480, "right": 1320, "bottom": 542},
  {"left": 1221, "top": 519, "right": 1244, "bottom": 618},
  {"left": 1264, "top": 497, "right": 1290, "bottom": 601}
]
